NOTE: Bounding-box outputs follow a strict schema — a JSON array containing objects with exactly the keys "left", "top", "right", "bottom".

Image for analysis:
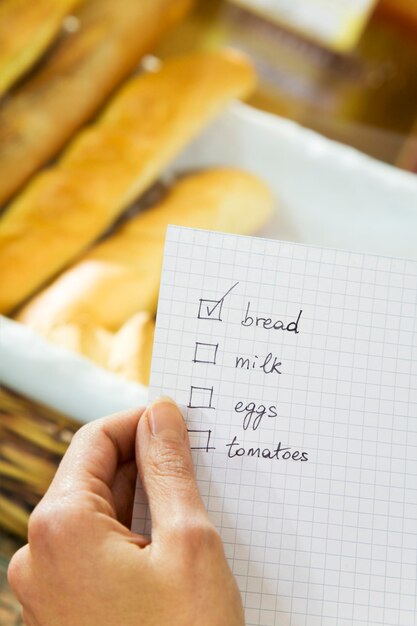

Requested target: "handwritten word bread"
[
  {"left": 0, "top": 0, "right": 82, "bottom": 96},
  {"left": 0, "top": 0, "right": 193, "bottom": 206},
  {"left": 0, "top": 50, "right": 256, "bottom": 314},
  {"left": 17, "top": 168, "right": 273, "bottom": 335}
]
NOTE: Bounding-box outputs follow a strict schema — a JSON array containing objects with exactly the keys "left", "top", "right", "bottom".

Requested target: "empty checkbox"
[
  {"left": 193, "top": 342, "right": 219, "bottom": 365},
  {"left": 188, "top": 429, "right": 215, "bottom": 452},
  {"left": 188, "top": 385, "right": 215, "bottom": 409}
]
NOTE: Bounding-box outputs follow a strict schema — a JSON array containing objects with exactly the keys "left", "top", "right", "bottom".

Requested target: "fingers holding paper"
[
  {"left": 135, "top": 398, "right": 210, "bottom": 535},
  {"left": 8, "top": 400, "right": 245, "bottom": 626}
]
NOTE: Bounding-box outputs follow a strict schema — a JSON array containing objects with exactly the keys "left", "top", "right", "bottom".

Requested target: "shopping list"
[{"left": 132, "top": 226, "right": 417, "bottom": 626}]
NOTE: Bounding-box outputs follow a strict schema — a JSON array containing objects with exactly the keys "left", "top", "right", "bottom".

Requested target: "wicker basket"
[{"left": 0, "top": 386, "right": 80, "bottom": 539}]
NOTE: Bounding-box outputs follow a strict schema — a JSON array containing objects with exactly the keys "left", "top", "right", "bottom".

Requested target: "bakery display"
[
  {"left": 0, "top": 4, "right": 277, "bottom": 541},
  {"left": 0, "top": 51, "right": 256, "bottom": 314},
  {"left": 0, "top": 0, "right": 193, "bottom": 206}
]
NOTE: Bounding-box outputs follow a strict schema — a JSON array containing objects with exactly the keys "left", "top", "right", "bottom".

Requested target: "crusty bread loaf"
[
  {"left": 17, "top": 169, "right": 273, "bottom": 332},
  {"left": 0, "top": 0, "right": 194, "bottom": 206},
  {"left": 0, "top": 51, "right": 256, "bottom": 314},
  {"left": 0, "top": 0, "right": 82, "bottom": 96}
]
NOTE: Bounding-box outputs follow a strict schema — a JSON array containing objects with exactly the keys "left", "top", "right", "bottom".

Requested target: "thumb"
[{"left": 135, "top": 397, "right": 209, "bottom": 538}]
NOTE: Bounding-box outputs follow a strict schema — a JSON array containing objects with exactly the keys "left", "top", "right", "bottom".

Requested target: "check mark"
[
  {"left": 206, "top": 282, "right": 239, "bottom": 315},
  {"left": 206, "top": 300, "right": 222, "bottom": 317},
  {"left": 198, "top": 282, "right": 239, "bottom": 321}
]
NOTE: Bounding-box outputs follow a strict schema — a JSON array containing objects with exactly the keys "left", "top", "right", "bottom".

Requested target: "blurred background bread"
[
  {"left": 0, "top": 0, "right": 194, "bottom": 207},
  {"left": 0, "top": 0, "right": 83, "bottom": 96},
  {"left": 0, "top": 50, "right": 257, "bottom": 314},
  {"left": 17, "top": 168, "right": 273, "bottom": 338},
  {"left": 108, "top": 313, "right": 155, "bottom": 385},
  {"left": 39, "top": 314, "right": 155, "bottom": 386}
]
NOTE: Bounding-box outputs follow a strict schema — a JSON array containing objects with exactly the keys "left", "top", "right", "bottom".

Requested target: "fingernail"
[{"left": 147, "top": 397, "right": 185, "bottom": 441}]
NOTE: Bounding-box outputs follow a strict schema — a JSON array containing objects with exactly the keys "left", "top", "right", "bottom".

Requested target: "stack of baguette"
[
  {"left": 0, "top": 0, "right": 274, "bottom": 388},
  {"left": 0, "top": 0, "right": 194, "bottom": 205}
]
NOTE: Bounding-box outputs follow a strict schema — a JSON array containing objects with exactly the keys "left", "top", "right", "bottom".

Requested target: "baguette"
[
  {"left": 0, "top": 51, "right": 256, "bottom": 314},
  {"left": 0, "top": 0, "right": 194, "bottom": 206},
  {"left": 17, "top": 168, "right": 273, "bottom": 332},
  {"left": 0, "top": 0, "right": 82, "bottom": 96}
]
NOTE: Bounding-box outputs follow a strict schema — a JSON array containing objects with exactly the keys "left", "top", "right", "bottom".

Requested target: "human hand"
[{"left": 8, "top": 399, "right": 244, "bottom": 626}]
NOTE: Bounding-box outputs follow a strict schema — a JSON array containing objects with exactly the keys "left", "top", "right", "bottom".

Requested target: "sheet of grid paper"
[{"left": 132, "top": 226, "right": 417, "bottom": 626}]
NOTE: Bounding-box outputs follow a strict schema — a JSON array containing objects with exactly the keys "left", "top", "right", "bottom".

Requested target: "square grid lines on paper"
[{"left": 132, "top": 226, "right": 417, "bottom": 626}]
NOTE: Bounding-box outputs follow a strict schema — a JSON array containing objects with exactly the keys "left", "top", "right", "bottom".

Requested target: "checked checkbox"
[
  {"left": 197, "top": 282, "right": 239, "bottom": 321},
  {"left": 198, "top": 298, "right": 224, "bottom": 321}
]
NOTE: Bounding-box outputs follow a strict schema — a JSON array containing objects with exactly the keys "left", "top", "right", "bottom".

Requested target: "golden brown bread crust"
[
  {"left": 0, "top": 0, "right": 83, "bottom": 96},
  {"left": 0, "top": 0, "right": 194, "bottom": 206},
  {"left": 17, "top": 168, "right": 273, "bottom": 332},
  {"left": 0, "top": 51, "right": 256, "bottom": 314}
]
